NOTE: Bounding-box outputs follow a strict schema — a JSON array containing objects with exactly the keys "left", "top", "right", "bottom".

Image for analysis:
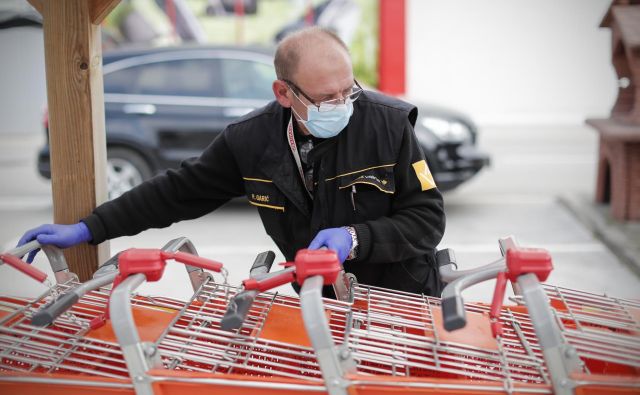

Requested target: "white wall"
[
  {"left": 0, "top": 26, "right": 47, "bottom": 134},
  {"left": 407, "top": 0, "right": 618, "bottom": 125}
]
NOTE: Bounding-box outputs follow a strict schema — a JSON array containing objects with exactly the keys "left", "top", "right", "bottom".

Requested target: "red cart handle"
[
  {"left": 242, "top": 249, "right": 341, "bottom": 292},
  {"left": 242, "top": 269, "right": 296, "bottom": 292},
  {"left": 0, "top": 254, "right": 48, "bottom": 283},
  {"left": 91, "top": 248, "right": 224, "bottom": 329},
  {"left": 489, "top": 247, "right": 553, "bottom": 337}
]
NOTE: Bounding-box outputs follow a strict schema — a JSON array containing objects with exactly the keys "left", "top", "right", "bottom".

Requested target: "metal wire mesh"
[
  {"left": 539, "top": 284, "right": 640, "bottom": 374},
  {"left": 154, "top": 281, "right": 640, "bottom": 385},
  {"left": 154, "top": 282, "right": 551, "bottom": 385},
  {"left": 1, "top": 274, "right": 638, "bottom": 391},
  {"left": 0, "top": 279, "right": 126, "bottom": 379},
  {"left": 346, "top": 286, "right": 548, "bottom": 383},
  {"left": 0, "top": 279, "right": 185, "bottom": 379},
  {"left": 156, "top": 281, "right": 325, "bottom": 382}
]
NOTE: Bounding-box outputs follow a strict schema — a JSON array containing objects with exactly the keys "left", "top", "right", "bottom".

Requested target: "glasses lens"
[{"left": 316, "top": 85, "right": 362, "bottom": 112}]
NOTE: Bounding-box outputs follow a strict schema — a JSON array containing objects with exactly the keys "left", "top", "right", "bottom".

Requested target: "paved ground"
[{"left": 0, "top": 125, "right": 638, "bottom": 303}]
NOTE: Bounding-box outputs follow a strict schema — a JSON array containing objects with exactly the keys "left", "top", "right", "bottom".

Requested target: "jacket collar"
[{"left": 260, "top": 106, "right": 312, "bottom": 217}]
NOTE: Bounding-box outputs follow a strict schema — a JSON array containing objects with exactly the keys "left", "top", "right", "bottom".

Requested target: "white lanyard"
[{"left": 286, "top": 115, "right": 313, "bottom": 199}]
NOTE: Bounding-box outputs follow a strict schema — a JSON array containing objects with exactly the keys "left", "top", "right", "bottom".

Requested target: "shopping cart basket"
[
  {"left": 0, "top": 241, "right": 133, "bottom": 380},
  {"left": 0, "top": 237, "right": 228, "bottom": 393},
  {"left": 209, "top": 238, "right": 640, "bottom": 395},
  {"left": 1, "top": 236, "right": 639, "bottom": 395},
  {"left": 52, "top": 239, "right": 640, "bottom": 394}
]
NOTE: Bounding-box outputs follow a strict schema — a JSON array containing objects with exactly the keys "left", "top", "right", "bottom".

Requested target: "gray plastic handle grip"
[
  {"left": 249, "top": 250, "right": 276, "bottom": 278},
  {"left": 31, "top": 256, "right": 119, "bottom": 327},
  {"left": 441, "top": 296, "right": 467, "bottom": 331},
  {"left": 436, "top": 248, "right": 457, "bottom": 269},
  {"left": 221, "top": 251, "right": 276, "bottom": 331},
  {"left": 31, "top": 293, "right": 79, "bottom": 327},
  {"left": 220, "top": 290, "right": 257, "bottom": 331}
]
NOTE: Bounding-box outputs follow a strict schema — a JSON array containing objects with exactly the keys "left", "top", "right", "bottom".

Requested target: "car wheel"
[{"left": 106, "top": 147, "right": 152, "bottom": 200}]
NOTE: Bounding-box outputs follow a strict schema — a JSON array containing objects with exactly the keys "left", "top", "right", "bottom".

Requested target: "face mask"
[{"left": 293, "top": 100, "right": 354, "bottom": 138}]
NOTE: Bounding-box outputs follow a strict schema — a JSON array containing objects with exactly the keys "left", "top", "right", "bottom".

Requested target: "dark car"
[{"left": 38, "top": 45, "right": 489, "bottom": 199}]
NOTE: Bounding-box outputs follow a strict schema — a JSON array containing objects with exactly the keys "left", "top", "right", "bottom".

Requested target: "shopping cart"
[
  {"left": 0, "top": 237, "right": 227, "bottom": 393},
  {"left": 1, "top": 236, "right": 639, "bottom": 395},
  {"left": 0, "top": 241, "right": 131, "bottom": 378},
  {"left": 210, "top": 238, "right": 640, "bottom": 395},
  {"left": 0, "top": 238, "right": 340, "bottom": 394}
]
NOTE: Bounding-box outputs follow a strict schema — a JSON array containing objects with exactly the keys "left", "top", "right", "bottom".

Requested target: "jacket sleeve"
[
  {"left": 352, "top": 119, "right": 445, "bottom": 263},
  {"left": 83, "top": 131, "right": 245, "bottom": 244}
]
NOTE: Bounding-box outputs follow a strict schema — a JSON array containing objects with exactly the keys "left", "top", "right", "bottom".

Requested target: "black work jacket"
[{"left": 84, "top": 90, "right": 446, "bottom": 296}]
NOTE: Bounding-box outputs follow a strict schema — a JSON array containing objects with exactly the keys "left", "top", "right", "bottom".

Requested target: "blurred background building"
[{"left": 0, "top": 0, "right": 617, "bottom": 136}]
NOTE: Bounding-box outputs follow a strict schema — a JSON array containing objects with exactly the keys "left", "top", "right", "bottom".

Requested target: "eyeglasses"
[{"left": 284, "top": 79, "right": 363, "bottom": 112}]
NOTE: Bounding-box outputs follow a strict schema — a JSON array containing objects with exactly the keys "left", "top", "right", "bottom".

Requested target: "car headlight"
[{"left": 420, "top": 116, "right": 472, "bottom": 143}]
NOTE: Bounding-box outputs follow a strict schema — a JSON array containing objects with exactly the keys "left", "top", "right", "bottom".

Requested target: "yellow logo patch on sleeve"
[{"left": 412, "top": 160, "right": 437, "bottom": 191}]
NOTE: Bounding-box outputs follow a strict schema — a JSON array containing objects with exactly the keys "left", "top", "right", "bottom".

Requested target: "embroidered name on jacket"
[
  {"left": 251, "top": 194, "right": 270, "bottom": 203},
  {"left": 354, "top": 174, "right": 388, "bottom": 186},
  {"left": 341, "top": 173, "right": 394, "bottom": 193}
]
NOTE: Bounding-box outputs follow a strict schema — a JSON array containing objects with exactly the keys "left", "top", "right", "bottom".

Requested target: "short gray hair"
[{"left": 274, "top": 26, "right": 349, "bottom": 81}]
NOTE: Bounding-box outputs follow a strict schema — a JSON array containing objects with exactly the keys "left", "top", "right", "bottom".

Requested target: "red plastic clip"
[
  {"left": 0, "top": 254, "right": 48, "bottom": 283},
  {"left": 489, "top": 271, "right": 508, "bottom": 338},
  {"left": 293, "top": 249, "right": 341, "bottom": 285},
  {"left": 505, "top": 248, "right": 553, "bottom": 283},
  {"left": 90, "top": 248, "right": 224, "bottom": 329},
  {"left": 239, "top": 249, "right": 341, "bottom": 293},
  {"left": 89, "top": 314, "right": 107, "bottom": 330},
  {"left": 242, "top": 270, "right": 296, "bottom": 292},
  {"left": 490, "top": 272, "right": 508, "bottom": 321},
  {"left": 488, "top": 247, "right": 553, "bottom": 339},
  {"left": 490, "top": 320, "right": 503, "bottom": 338}
]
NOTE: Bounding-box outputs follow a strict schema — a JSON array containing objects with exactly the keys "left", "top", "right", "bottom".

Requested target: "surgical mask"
[{"left": 293, "top": 100, "right": 354, "bottom": 138}]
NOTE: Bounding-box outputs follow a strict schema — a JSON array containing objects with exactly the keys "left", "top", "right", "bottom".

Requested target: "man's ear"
[{"left": 273, "top": 80, "right": 292, "bottom": 108}]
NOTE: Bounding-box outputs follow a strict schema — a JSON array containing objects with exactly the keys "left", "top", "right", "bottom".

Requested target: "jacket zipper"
[{"left": 350, "top": 185, "right": 356, "bottom": 211}]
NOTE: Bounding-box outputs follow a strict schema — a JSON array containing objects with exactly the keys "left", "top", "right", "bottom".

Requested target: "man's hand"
[
  {"left": 16, "top": 222, "right": 92, "bottom": 263},
  {"left": 308, "top": 227, "right": 352, "bottom": 263}
]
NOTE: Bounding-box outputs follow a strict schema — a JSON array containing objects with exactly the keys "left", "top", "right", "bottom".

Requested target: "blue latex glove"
[
  {"left": 308, "top": 227, "right": 352, "bottom": 264},
  {"left": 16, "top": 222, "right": 92, "bottom": 263}
]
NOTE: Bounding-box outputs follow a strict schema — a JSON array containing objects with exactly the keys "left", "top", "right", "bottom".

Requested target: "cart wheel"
[{"left": 107, "top": 147, "right": 152, "bottom": 200}]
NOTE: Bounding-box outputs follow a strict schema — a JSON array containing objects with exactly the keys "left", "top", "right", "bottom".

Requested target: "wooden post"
[{"left": 28, "top": 0, "right": 120, "bottom": 280}]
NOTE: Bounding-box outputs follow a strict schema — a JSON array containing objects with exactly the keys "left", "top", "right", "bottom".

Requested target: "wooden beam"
[
  {"left": 26, "top": 0, "right": 43, "bottom": 15},
  {"left": 89, "top": 0, "right": 121, "bottom": 25},
  {"left": 41, "top": 0, "right": 110, "bottom": 280}
]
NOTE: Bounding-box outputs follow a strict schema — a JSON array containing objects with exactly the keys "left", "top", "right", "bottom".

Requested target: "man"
[{"left": 18, "top": 27, "right": 446, "bottom": 296}]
